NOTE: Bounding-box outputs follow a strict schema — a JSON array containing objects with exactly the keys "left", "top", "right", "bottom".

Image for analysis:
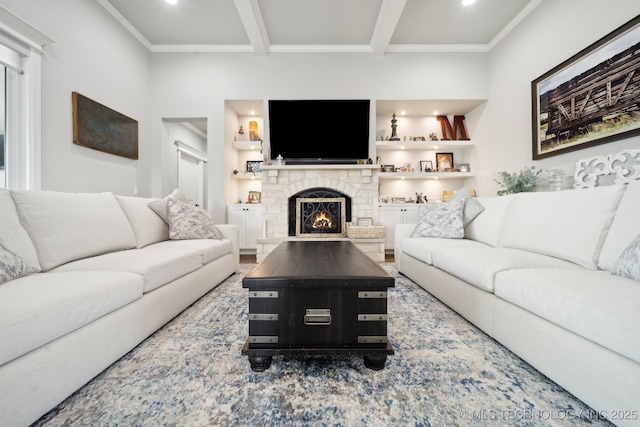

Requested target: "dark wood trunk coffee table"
[{"left": 241, "top": 240, "right": 394, "bottom": 371}]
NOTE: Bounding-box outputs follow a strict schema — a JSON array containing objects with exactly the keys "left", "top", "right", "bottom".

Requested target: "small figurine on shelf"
[
  {"left": 429, "top": 132, "right": 439, "bottom": 141},
  {"left": 416, "top": 193, "right": 427, "bottom": 203},
  {"left": 390, "top": 114, "right": 400, "bottom": 141},
  {"left": 276, "top": 154, "right": 284, "bottom": 165}
]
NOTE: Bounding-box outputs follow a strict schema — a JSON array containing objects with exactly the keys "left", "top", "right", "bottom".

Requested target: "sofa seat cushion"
[
  {"left": 401, "top": 237, "right": 489, "bottom": 265},
  {"left": 431, "top": 247, "right": 583, "bottom": 292},
  {"left": 494, "top": 269, "right": 640, "bottom": 364},
  {"left": 0, "top": 270, "right": 143, "bottom": 366},
  {"left": 52, "top": 246, "right": 202, "bottom": 293},
  {"left": 11, "top": 190, "right": 137, "bottom": 271},
  {"left": 149, "top": 239, "right": 233, "bottom": 265}
]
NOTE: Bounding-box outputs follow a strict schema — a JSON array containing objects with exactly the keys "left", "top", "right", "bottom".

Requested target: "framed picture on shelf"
[
  {"left": 531, "top": 15, "right": 640, "bottom": 160},
  {"left": 379, "top": 195, "right": 392, "bottom": 204},
  {"left": 455, "top": 163, "right": 470, "bottom": 172},
  {"left": 248, "top": 191, "right": 261, "bottom": 204},
  {"left": 419, "top": 160, "right": 433, "bottom": 172},
  {"left": 435, "top": 153, "right": 454, "bottom": 172},
  {"left": 392, "top": 197, "right": 406, "bottom": 204},
  {"left": 246, "top": 160, "right": 263, "bottom": 173},
  {"left": 381, "top": 164, "right": 395, "bottom": 172}
]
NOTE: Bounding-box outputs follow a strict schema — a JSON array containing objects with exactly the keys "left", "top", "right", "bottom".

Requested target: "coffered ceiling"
[{"left": 98, "top": 0, "right": 541, "bottom": 54}]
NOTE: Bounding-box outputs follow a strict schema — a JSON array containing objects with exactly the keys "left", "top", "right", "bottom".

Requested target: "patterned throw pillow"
[
  {"left": 148, "top": 188, "right": 191, "bottom": 224},
  {"left": 449, "top": 187, "right": 485, "bottom": 227},
  {"left": 167, "top": 198, "right": 223, "bottom": 240},
  {"left": 0, "top": 243, "right": 39, "bottom": 285},
  {"left": 411, "top": 198, "right": 465, "bottom": 239},
  {"left": 612, "top": 233, "right": 640, "bottom": 281}
]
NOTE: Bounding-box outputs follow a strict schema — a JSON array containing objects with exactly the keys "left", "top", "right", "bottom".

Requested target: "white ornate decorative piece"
[{"left": 574, "top": 150, "right": 640, "bottom": 188}]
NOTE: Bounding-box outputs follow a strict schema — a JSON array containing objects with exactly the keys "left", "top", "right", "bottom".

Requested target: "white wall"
[
  {"left": 3, "top": 0, "right": 639, "bottom": 216},
  {"left": 0, "top": 0, "right": 151, "bottom": 196},
  {"left": 474, "top": 0, "right": 640, "bottom": 195}
]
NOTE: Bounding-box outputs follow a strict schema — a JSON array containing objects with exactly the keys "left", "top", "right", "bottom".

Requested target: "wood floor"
[{"left": 239, "top": 252, "right": 394, "bottom": 264}]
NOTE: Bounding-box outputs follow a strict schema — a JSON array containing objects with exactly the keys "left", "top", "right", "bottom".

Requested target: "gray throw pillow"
[
  {"left": 450, "top": 187, "right": 484, "bottom": 227},
  {"left": 167, "top": 198, "right": 223, "bottom": 240},
  {"left": 411, "top": 198, "right": 465, "bottom": 239},
  {"left": 0, "top": 243, "right": 39, "bottom": 285},
  {"left": 612, "top": 234, "right": 640, "bottom": 282},
  {"left": 148, "top": 188, "right": 191, "bottom": 224}
]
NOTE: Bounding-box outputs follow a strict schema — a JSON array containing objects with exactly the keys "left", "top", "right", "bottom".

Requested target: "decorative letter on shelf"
[{"left": 437, "top": 115, "right": 469, "bottom": 141}]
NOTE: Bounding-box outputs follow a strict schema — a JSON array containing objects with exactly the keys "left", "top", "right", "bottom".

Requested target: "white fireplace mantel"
[
  {"left": 262, "top": 164, "right": 380, "bottom": 171},
  {"left": 258, "top": 163, "right": 381, "bottom": 261}
]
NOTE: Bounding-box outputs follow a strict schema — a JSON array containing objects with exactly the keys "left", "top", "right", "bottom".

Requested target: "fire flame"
[{"left": 312, "top": 211, "right": 333, "bottom": 229}]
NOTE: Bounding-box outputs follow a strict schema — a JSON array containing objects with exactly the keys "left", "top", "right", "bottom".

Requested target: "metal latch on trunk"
[{"left": 304, "top": 309, "right": 331, "bottom": 325}]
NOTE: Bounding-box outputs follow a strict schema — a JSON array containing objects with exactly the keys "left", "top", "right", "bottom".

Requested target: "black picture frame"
[
  {"left": 246, "top": 161, "right": 263, "bottom": 173},
  {"left": 419, "top": 160, "right": 433, "bottom": 172},
  {"left": 435, "top": 153, "right": 454, "bottom": 171},
  {"left": 532, "top": 15, "right": 640, "bottom": 160}
]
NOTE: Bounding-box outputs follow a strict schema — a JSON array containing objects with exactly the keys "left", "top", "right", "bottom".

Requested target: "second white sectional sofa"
[{"left": 395, "top": 180, "right": 640, "bottom": 427}]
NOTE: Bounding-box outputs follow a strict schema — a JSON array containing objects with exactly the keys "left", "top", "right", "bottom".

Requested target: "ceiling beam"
[
  {"left": 370, "top": 0, "right": 407, "bottom": 56},
  {"left": 95, "top": 0, "right": 151, "bottom": 51},
  {"left": 487, "top": 0, "right": 543, "bottom": 50},
  {"left": 234, "top": 0, "right": 269, "bottom": 55}
]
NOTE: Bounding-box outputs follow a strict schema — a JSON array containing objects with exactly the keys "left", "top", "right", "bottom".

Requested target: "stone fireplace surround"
[{"left": 256, "top": 164, "right": 381, "bottom": 262}]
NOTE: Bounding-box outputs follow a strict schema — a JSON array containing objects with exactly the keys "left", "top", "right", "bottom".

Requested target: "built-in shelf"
[
  {"left": 378, "top": 172, "right": 475, "bottom": 180},
  {"left": 233, "top": 172, "right": 262, "bottom": 180},
  {"left": 376, "top": 140, "right": 475, "bottom": 150},
  {"left": 261, "top": 164, "right": 379, "bottom": 171},
  {"left": 232, "top": 141, "right": 262, "bottom": 151}
]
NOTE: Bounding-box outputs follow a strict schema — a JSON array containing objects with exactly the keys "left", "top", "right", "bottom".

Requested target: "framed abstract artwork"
[{"left": 72, "top": 92, "right": 138, "bottom": 159}]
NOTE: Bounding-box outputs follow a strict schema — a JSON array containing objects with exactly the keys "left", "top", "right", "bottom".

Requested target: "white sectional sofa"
[
  {"left": 0, "top": 189, "right": 239, "bottom": 427},
  {"left": 395, "top": 178, "right": 640, "bottom": 427}
]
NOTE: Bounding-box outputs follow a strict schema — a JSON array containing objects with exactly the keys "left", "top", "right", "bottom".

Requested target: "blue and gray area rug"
[{"left": 34, "top": 264, "right": 611, "bottom": 426}]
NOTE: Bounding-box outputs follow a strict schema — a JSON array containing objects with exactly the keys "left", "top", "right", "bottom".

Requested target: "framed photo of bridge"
[{"left": 531, "top": 15, "right": 640, "bottom": 160}]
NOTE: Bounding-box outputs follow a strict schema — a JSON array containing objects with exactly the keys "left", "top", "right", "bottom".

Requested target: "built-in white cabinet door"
[
  {"left": 227, "top": 205, "right": 262, "bottom": 250},
  {"left": 378, "top": 205, "right": 420, "bottom": 249}
]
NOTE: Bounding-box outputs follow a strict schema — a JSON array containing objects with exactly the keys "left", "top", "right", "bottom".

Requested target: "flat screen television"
[{"left": 268, "top": 99, "right": 370, "bottom": 164}]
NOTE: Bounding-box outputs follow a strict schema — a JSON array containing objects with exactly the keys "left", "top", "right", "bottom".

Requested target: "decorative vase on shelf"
[
  {"left": 249, "top": 121, "right": 259, "bottom": 141},
  {"left": 548, "top": 169, "right": 565, "bottom": 191}
]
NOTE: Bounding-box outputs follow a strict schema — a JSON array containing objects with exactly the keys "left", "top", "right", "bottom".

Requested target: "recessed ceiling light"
[
  {"left": 166, "top": 0, "right": 177, "bottom": 4},
  {"left": 462, "top": 0, "right": 476, "bottom": 5}
]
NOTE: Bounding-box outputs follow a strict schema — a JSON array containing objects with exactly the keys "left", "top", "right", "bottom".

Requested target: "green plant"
[{"left": 494, "top": 166, "right": 542, "bottom": 196}]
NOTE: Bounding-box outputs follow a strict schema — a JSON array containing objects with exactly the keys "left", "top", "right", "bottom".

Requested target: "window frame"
[{"left": 0, "top": 8, "right": 54, "bottom": 189}]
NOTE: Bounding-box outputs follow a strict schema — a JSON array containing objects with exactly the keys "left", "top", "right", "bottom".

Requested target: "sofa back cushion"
[
  {"left": 11, "top": 190, "right": 137, "bottom": 271},
  {"left": 499, "top": 185, "right": 624, "bottom": 269},
  {"left": 464, "top": 194, "right": 515, "bottom": 247},
  {"left": 0, "top": 189, "right": 41, "bottom": 271},
  {"left": 116, "top": 195, "right": 169, "bottom": 248},
  {"left": 598, "top": 180, "right": 640, "bottom": 271}
]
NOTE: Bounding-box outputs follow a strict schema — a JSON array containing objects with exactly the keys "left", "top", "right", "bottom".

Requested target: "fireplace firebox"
[
  {"left": 288, "top": 188, "right": 351, "bottom": 237},
  {"left": 296, "top": 197, "right": 346, "bottom": 237}
]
